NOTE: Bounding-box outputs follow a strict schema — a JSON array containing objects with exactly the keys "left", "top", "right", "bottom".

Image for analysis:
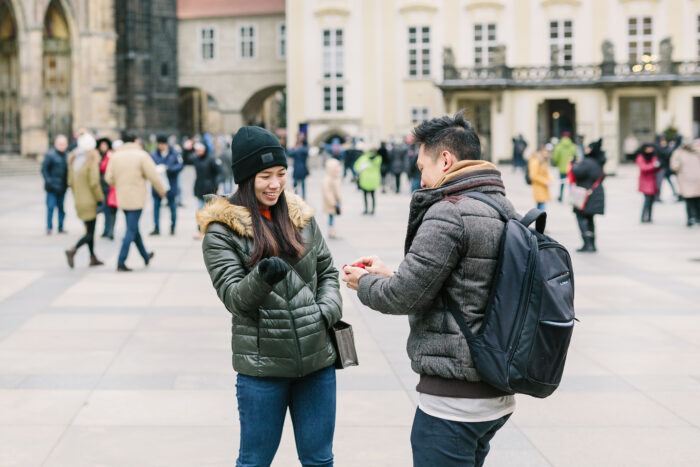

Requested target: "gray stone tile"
[
  {"left": 18, "top": 374, "right": 101, "bottom": 390},
  {"left": 0, "top": 425, "right": 66, "bottom": 467},
  {"left": 0, "top": 389, "right": 89, "bottom": 425},
  {"left": 96, "top": 374, "right": 176, "bottom": 390}
]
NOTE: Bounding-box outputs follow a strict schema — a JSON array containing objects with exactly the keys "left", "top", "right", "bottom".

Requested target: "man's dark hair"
[
  {"left": 412, "top": 110, "right": 481, "bottom": 161},
  {"left": 122, "top": 132, "right": 137, "bottom": 143}
]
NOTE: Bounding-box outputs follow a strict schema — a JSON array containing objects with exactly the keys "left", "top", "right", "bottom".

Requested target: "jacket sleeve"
[
  {"left": 357, "top": 202, "right": 464, "bottom": 315},
  {"left": 105, "top": 159, "right": 114, "bottom": 186},
  {"left": 168, "top": 154, "right": 184, "bottom": 175},
  {"left": 202, "top": 223, "right": 273, "bottom": 320},
  {"left": 142, "top": 154, "right": 167, "bottom": 195},
  {"left": 89, "top": 158, "right": 104, "bottom": 202},
  {"left": 636, "top": 155, "right": 658, "bottom": 174},
  {"left": 670, "top": 152, "right": 681, "bottom": 173},
  {"left": 41, "top": 155, "right": 52, "bottom": 183},
  {"left": 571, "top": 160, "right": 591, "bottom": 180},
  {"left": 311, "top": 219, "right": 342, "bottom": 328}
]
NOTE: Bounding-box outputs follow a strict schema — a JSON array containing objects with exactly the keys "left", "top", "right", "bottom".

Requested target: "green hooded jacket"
[
  {"left": 354, "top": 152, "right": 382, "bottom": 191},
  {"left": 552, "top": 137, "right": 577, "bottom": 174},
  {"left": 198, "top": 192, "right": 342, "bottom": 377}
]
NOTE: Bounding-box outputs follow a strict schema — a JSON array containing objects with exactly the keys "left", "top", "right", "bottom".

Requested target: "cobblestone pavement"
[{"left": 0, "top": 161, "right": 699, "bottom": 466}]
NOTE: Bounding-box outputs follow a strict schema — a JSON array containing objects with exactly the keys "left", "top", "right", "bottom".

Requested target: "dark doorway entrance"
[
  {"left": 619, "top": 97, "right": 655, "bottom": 163},
  {"left": 43, "top": 0, "right": 72, "bottom": 144},
  {"left": 537, "top": 99, "right": 576, "bottom": 147},
  {"left": 458, "top": 99, "right": 492, "bottom": 161},
  {"left": 693, "top": 97, "right": 700, "bottom": 139},
  {"left": 0, "top": 0, "right": 19, "bottom": 153}
]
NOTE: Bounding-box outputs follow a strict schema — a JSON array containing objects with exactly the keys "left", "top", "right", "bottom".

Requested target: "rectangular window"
[
  {"left": 200, "top": 28, "right": 215, "bottom": 60},
  {"left": 474, "top": 23, "right": 497, "bottom": 66},
  {"left": 549, "top": 20, "right": 573, "bottom": 67},
  {"left": 322, "top": 29, "right": 345, "bottom": 112},
  {"left": 278, "top": 23, "right": 286, "bottom": 59},
  {"left": 698, "top": 16, "right": 700, "bottom": 59},
  {"left": 410, "top": 107, "right": 429, "bottom": 125},
  {"left": 408, "top": 26, "right": 430, "bottom": 77},
  {"left": 628, "top": 16, "right": 652, "bottom": 63},
  {"left": 322, "top": 86, "right": 344, "bottom": 112},
  {"left": 240, "top": 25, "right": 256, "bottom": 59}
]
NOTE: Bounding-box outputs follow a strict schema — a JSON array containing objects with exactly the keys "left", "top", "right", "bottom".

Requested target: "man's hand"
[
  {"left": 355, "top": 256, "right": 393, "bottom": 278},
  {"left": 341, "top": 266, "right": 368, "bottom": 291}
]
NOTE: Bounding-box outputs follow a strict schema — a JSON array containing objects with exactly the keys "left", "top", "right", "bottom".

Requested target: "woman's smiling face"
[{"left": 254, "top": 166, "right": 287, "bottom": 208}]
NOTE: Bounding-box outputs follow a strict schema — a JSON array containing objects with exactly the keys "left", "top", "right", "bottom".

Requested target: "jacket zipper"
[
  {"left": 286, "top": 276, "right": 304, "bottom": 377},
  {"left": 506, "top": 236, "right": 537, "bottom": 355}
]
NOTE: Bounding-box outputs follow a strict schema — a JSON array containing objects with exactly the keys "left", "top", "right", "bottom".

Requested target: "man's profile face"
[
  {"left": 54, "top": 136, "right": 68, "bottom": 153},
  {"left": 157, "top": 142, "right": 169, "bottom": 153},
  {"left": 416, "top": 144, "right": 444, "bottom": 189}
]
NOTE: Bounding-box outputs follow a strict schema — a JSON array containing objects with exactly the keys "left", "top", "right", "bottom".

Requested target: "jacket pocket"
[{"left": 527, "top": 319, "right": 574, "bottom": 384}]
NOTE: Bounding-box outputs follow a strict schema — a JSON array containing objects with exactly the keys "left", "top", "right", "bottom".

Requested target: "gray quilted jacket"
[{"left": 357, "top": 166, "right": 517, "bottom": 382}]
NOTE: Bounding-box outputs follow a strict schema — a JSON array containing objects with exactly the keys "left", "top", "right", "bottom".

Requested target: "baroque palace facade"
[
  {"left": 287, "top": 0, "right": 700, "bottom": 169},
  {"left": 0, "top": 0, "right": 177, "bottom": 158}
]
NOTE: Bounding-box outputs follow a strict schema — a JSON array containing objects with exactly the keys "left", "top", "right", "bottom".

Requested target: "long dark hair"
[{"left": 230, "top": 179, "right": 305, "bottom": 267}]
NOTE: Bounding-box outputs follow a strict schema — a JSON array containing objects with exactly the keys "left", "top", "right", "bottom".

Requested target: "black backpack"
[{"left": 446, "top": 192, "right": 576, "bottom": 398}]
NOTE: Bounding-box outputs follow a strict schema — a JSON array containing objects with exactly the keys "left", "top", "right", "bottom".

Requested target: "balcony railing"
[{"left": 441, "top": 60, "right": 700, "bottom": 89}]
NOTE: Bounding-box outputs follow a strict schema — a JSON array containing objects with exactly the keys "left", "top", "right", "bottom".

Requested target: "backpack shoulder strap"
[
  {"left": 460, "top": 192, "right": 510, "bottom": 222},
  {"left": 520, "top": 209, "right": 547, "bottom": 234}
]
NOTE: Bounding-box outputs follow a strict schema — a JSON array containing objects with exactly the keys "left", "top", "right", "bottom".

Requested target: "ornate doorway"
[
  {"left": 0, "top": 0, "right": 20, "bottom": 153},
  {"left": 43, "top": 0, "right": 72, "bottom": 142}
]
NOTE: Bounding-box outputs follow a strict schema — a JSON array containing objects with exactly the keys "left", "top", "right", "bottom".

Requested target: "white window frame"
[
  {"left": 549, "top": 20, "right": 573, "bottom": 67},
  {"left": 277, "top": 22, "right": 286, "bottom": 59},
  {"left": 200, "top": 27, "right": 216, "bottom": 61},
  {"left": 322, "top": 29, "right": 344, "bottom": 113},
  {"left": 408, "top": 26, "right": 430, "bottom": 78},
  {"left": 627, "top": 16, "right": 653, "bottom": 63},
  {"left": 239, "top": 24, "right": 257, "bottom": 59},
  {"left": 474, "top": 23, "right": 497, "bottom": 67},
  {"left": 410, "top": 107, "right": 429, "bottom": 125}
]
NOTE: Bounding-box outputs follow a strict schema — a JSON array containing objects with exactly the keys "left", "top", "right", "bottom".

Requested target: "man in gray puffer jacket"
[{"left": 343, "top": 111, "right": 516, "bottom": 467}]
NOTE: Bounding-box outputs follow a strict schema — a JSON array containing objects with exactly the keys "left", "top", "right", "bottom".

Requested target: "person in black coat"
[
  {"left": 377, "top": 141, "right": 390, "bottom": 193},
  {"left": 571, "top": 138, "right": 606, "bottom": 252},
  {"left": 390, "top": 143, "right": 408, "bottom": 193},
  {"left": 149, "top": 135, "right": 184, "bottom": 236},
  {"left": 193, "top": 142, "right": 222, "bottom": 238},
  {"left": 41, "top": 135, "right": 70, "bottom": 234}
]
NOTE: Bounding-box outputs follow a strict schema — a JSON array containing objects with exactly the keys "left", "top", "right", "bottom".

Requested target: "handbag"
[
  {"left": 329, "top": 320, "right": 358, "bottom": 369},
  {"left": 335, "top": 204, "right": 341, "bottom": 215},
  {"left": 569, "top": 173, "right": 604, "bottom": 210}
]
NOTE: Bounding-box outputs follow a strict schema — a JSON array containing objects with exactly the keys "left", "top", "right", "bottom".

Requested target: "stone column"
[{"left": 20, "top": 28, "right": 48, "bottom": 157}]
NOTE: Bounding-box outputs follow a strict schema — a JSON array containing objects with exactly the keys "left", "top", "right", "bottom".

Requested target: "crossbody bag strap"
[
  {"left": 442, "top": 291, "right": 474, "bottom": 340},
  {"left": 586, "top": 172, "right": 604, "bottom": 196}
]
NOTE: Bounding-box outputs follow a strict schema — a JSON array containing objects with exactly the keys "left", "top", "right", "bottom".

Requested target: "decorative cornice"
[
  {"left": 539, "top": 0, "right": 581, "bottom": 8},
  {"left": 398, "top": 1, "right": 439, "bottom": 14},
  {"left": 464, "top": 1, "right": 505, "bottom": 11},
  {"left": 314, "top": 1, "right": 351, "bottom": 17}
]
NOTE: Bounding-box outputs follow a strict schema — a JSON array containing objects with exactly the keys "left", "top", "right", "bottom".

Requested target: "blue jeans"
[
  {"left": 410, "top": 407, "right": 511, "bottom": 467},
  {"left": 46, "top": 191, "right": 66, "bottom": 231},
  {"left": 294, "top": 178, "right": 306, "bottom": 199},
  {"left": 536, "top": 202, "right": 546, "bottom": 211},
  {"left": 235, "top": 366, "right": 336, "bottom": 467},
  {"left": 153, "top": 193, "right": 177, "bottom": 231},
  {"left": 411, "top": 177, "right": 422, "bottom": 193},
  {"left": 118, "top": 209, "right": 149, "bottom": 266}
]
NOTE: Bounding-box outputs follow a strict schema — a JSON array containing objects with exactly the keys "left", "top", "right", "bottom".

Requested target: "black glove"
[{"left": 258, "top": 257, "right": 289, "bottom": 285}]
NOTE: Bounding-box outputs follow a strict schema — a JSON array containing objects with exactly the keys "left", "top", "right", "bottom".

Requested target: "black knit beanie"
[{"left": 231, "top": 126, "right": 287, "bottom": 184}]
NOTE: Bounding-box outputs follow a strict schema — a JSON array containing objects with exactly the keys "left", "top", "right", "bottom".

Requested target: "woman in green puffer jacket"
[{"left": 197, "top": 126, "right": 342, "bottom": 467}]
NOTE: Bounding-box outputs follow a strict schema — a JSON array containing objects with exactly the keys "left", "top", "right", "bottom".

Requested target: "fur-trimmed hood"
[{"left": 196, "top": 191, "right": 314, "bottom": 237}]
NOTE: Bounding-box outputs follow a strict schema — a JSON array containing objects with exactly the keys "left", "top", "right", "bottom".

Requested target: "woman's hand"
[{"left": 258, "top": 257, "right": 289, "bottom": 285}]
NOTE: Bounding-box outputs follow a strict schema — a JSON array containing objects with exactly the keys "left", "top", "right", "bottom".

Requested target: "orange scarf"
[{"left": 260, "top": 208, "right": 272, "bottom": 220}]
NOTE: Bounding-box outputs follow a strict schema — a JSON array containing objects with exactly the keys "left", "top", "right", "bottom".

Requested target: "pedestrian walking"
[
  {"left": 105, "top": 134, "right": 167, "bottom": 271},
  {"left": 406, "top": 143, "right": 422, "bottom": 193},
  {"left": 322, "top": 157, "right": 342, "bottom": 239},
  {"left": 41, "top": 134, "right": 69, "bottom": 235},
  {"left": 528, "top": 147, "right": 553, "bottom": 211},
  {"left": 344, "top": 142, "right": 363, "bottom": 183},
  {"left": 342, "top": 111, "right": 516, "bottom": 466},
  {"left": 670, "top": 142, "right": 700, "bottom": 226},
  {"left": 572, "top": 139, "right": 606, "bottom": 251},
  {"left": 655, "top": 134, "right": 682, "bottom": 200},
  {"left": 192, "top": 142, "right": 222, "bottom": 238},
  {"left": 97, "top": 137, "right": 117, "bottom": 239},
  {"left": 289, "top": 136, "right": 310, "bottom": 199},
  {"left": 377, "top": 141, "right": 390, "bottom": 193},
  {"left": 354, "top": 148, "right": 382, "bottom": 215},
  {"left": 149, "top": 135, "right": 184, "bottom": 236},
  {"left": 636, "top": 143, "right": 662, "bottom": 223},
  {"left": 390, "top": 142, "right": 408, "bottom": 193},
  {"left": 64, "top": 131, "right": 105, "bottom": 268},
  {"left": 512, "top": 133, "right": 528, "bottom": 170},
  {"left": 552, "top": 131, "right": 577, "bottom": 202},
  {"left": 197, "top": 126, "right": 342, "bottom": 467},
  {"left": 218, "top": 139, "right": 234, "bottom": 194}
]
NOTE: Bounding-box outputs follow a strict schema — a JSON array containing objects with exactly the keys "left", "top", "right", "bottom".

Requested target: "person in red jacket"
[{"left": 636, "top": 143, "right": 662, "bottom": 223}]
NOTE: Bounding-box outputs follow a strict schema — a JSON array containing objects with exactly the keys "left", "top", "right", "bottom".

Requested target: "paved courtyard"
[{"left": 0, "top": 160, "right": 699, "bottom": 466}]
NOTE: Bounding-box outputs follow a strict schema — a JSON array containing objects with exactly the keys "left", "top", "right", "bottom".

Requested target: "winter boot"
[
  {"left": 89, "top": 255, "right": 104, "bottom": 267},
  {"left": 576, "top": 233, "right": 595, "bottom": 253},
  {"left": 65, "top": 248, "right": 77, "bottom": 268}
]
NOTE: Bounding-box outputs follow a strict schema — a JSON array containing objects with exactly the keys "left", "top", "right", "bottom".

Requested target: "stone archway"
[
  {"left": 0, "top": 0, "right": 20, "bottom": 152},
  {"left": 241, "top": 85, "right": 285, "bottom": 131},
  {"left": 43, "top": 0, "right": 72, "bottom": 143},
  {"left": 178, "top": 87, "right": 222, "bottom": 137}
]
